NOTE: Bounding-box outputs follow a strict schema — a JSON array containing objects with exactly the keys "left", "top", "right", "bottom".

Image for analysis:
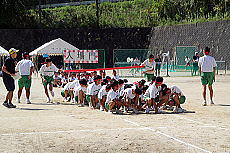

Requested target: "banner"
[{"left": 64, "top": 50, "right": 98, "bottom": 63}]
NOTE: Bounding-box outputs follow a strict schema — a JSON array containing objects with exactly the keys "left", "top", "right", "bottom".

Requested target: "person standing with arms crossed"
[
  {"left": 16, "top": 52, "right": 34, "bottom": 104},
  {"left": 2, "top": 48, "right": 18, "bottom": 108},
  {"left": 198, "top": 47, "right": 217, "bottom": 106}
]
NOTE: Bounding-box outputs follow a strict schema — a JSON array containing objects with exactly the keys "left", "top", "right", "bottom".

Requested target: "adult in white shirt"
[
  {"left": 39, "top": 58, "right": 60, "bottom": 103},
  {"left": 141, "top": 54, "right": 156, "bottom": 81},
  {"left": 15, "top": 52, "right": 34, "bottom": 104},
  {"left": 198, "top": 47, "right": 217, "bottom": 106}
]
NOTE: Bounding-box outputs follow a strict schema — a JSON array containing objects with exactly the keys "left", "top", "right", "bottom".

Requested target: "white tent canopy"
[
  {"left": 0, "top": 46, "right": 9, "bottom": 56},
  {"left": 29, "top": 38, "right": 79, "bottom": 56}
]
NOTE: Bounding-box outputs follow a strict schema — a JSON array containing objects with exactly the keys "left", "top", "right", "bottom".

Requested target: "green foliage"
[{"left": 0, "top": 0, "right": 229, "bottom": 28}]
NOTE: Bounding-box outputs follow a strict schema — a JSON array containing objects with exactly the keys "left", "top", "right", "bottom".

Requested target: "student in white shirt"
[
  {"left": 98, "top": 84, "right": 111, "bottom": 111},
  {"left": 61, "top": 73, "right": 69, "bottom": 87},
  {"left": 141, "top": 54, "right": 156, "bottom": 81},
  {"left": 68, "top": 73, "right": 76, "bottom": 82},
  {"left": 15, "top": 52, "right": 34, "bottom": 104},
  {"left": 39, "top": 58, "right": 60, "bottom": 103},
  {"left": 88, "top": 75, "right": 102, "bottom": 109},
  {"left": 123, "top": 87, "right": 142, "bottom": 113},
  {"left": 149, "top": 76, "right": 165, "bottom": 113},
  {"left": 53, "top": 72, "right": 62, "bottom": 87},
  {"left": 105, "top": 80, "right": 129, "bottom": 112},
  {"left": 118, "top": 79, "right": 125, "bottom": 98},
  {"left": 160, "top": 84, "right": 185, "bottom": 113},
  {"left": 74, "top": 78, "right": 88, "bottom": 106},
  {"left": 62, "top": 79, "right": 79, "bottom": 103},
  {"left": 198, "top": 47, "right": 217, "bottom": 106}
]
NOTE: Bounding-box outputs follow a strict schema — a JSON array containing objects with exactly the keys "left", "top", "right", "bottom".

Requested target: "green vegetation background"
[{"left": 0, "top": 0, "right": 229, "bottom": 28}]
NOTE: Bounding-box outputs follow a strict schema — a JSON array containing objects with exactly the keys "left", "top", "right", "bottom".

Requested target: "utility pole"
[{"left": 95, "top": 0, "right": 100, "bottom": 28}]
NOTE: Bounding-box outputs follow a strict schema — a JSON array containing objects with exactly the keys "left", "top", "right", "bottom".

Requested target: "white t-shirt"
[
  {"left": 143, "top": 85, "right": 151, "bottom": 98},
  {"left": 63, "top": 80, "right": 79, "bottom": 90},
  {"left": 123, "top": 88, "right": 136, "bottom": 99},
  {"left": 141, "top": 59, "right": 156, "bottom": 74},
  {"left": 112, "top": 75, "right": 120, "bottom": 80},
  {"left": 198, "top": 55, "right": 217, "bottom": 72},
  {"left": 118, "top": 85, "right": 125, "bottom": 97},
  {"left": 39, "top": 64, "right": 58, "bottom": 76},
  {"left": 149, "top": 84, "right": 161, "bottom": 99},
  {"left": 106, "top": 90, "right": 120, "bottom": 104},
  {"left": 98, "top": 85, "right": 109, "bottom": 99},
  {"left": 15, "top": 59, "right": 34, "bottom": 75},
  {"left": 88, "top": 82, "right": 102, "bottom": 96},
  {"left": 171, "top": 86, "right": 184, "bottom": 96}
]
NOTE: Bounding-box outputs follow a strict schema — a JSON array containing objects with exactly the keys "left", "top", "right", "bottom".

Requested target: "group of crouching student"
[{"left": 61, "top": 74, "right": 186, "bottom": 114}]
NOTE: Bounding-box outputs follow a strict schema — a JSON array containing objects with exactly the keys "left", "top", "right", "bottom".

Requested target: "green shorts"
[
  {"left": 86, "top": 95, "right": 90, "bottom": 102},
  {"left": 105, "top": 103, "right": 110, "bottom": 110},
  {"left": 61, "top": 90, "right": 70, "bottom": 97},
  {"left": 42, "top": 75, "right": 54, "bottom": 87},
  {"left": 193, "top": 63, "right": 199, "bottom": 71},
  {"left": 201, "top": 72, "right": 214, "bottom": 86},
  {"left": 179, "top": 96, "right": 186, "bottom": 104},
  {"left": 144, "top": 73, "right": 154, "bottom": 82},
  {"left": 18, "top": 75, "right": 31, "bottom": 89}
]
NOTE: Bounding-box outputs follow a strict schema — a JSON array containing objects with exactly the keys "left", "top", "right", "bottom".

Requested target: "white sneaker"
[
  {"left": 17, "top": 99, "right": 20, "bottom": 103},
  {"left": 100, "top": 106, "right": 104, "bottom": 111},
  {"left": 50, "top": 91, "right": 54, "bottom": 97},
  {"left": 63, "top": 98, "right": 68, "bottom": 102},
  {"left": 47, "top": 97, "right": 51, "bottom": 103},
  {"left": 202, "top": 101, "right": 207, "bottom": 106},
  {"left": 107, "top": 110, "right": 112, "bottom": 114},
  {"left": 78, "top": 103, "right": 84, "bottom": 107},
  {"left": 89, "top": 102, "right": 92, "bottom": 108},
  {"left": 145, "top": 108, "right": 150, "bottom": 114},
  {"left": 26, "top": 99, "right": 31, "bottom": 104}
]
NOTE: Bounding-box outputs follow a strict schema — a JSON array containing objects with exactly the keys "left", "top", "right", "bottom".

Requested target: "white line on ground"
[
  {"left": 122, "top": 119, "right": 140, "bottom": 126},
  {"left": 121, "top": 118, "right": 212, "bottom": 153}
]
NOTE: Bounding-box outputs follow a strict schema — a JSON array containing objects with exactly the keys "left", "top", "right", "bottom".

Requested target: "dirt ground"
[{"left": 0, "top": 74, "right": 229, "bottom": 153}]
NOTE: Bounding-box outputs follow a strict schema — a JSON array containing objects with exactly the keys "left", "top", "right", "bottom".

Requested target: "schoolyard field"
[{"left": 0, "top": 74, "right": 229, "bottom": 153}]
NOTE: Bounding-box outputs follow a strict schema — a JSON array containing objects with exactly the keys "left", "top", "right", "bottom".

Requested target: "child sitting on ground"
[
  {"left": 74, "top": 78, "right": 88, "bottom": 107},
  {"left": 62, "top": 79, "right": 79, "bottom": 103},
  {"left": 88, "top": 75, "right": 102, "bottom": 109},
  {"left": 98, "top": 84, "right": 111, "bottom": 111},
  {"left": 123, "top": 87, "right": 142, "bottom": 114},
  {"left": 105, "top": 80, "right": 129, "bottom": 113}
]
